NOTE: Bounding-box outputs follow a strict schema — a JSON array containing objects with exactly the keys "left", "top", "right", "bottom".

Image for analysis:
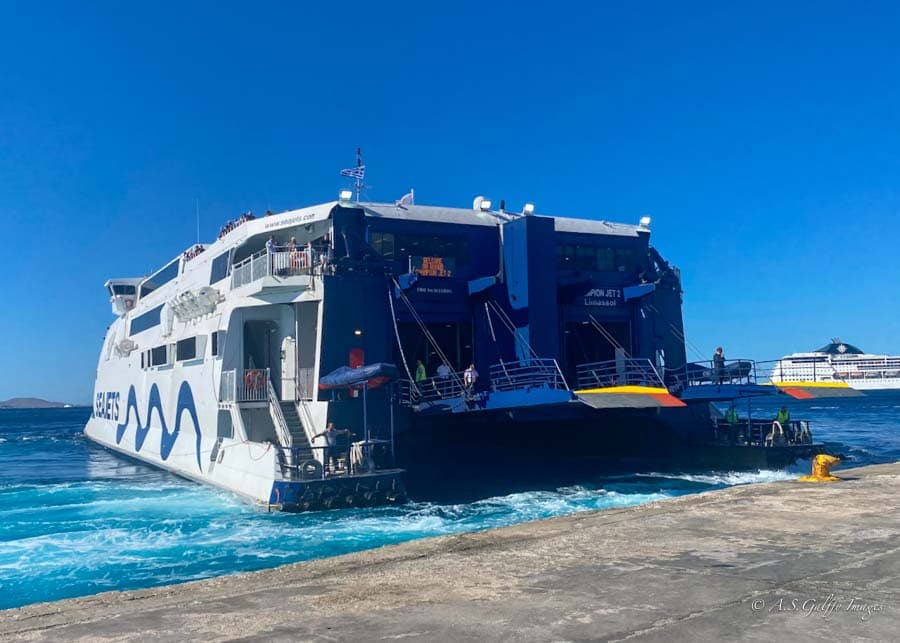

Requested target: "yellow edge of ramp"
[
  {"left": 575, "top": 386, "right": 671, "bottom": 395},
  {"left": 765, "top": 381, "right": 852, "bottom": 389},
  {"left": 574, "top": 386, "right": 686, "bottom": 408}
]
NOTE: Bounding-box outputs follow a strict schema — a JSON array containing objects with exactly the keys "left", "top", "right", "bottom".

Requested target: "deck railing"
[
  {"left": 576, "top": 358, "right": 664, "bottom": 390},
  {"left": 398, "top": 373, "right": 465, "bottom": 405},
  {"left": 231, "top": 247, "right": 327, "bottom": 289},
  {"left": 399, "top": 359, "right": 568, "bottom": 406},
  {"left": 715, "top": 418, "right": 813, "bottom": 447},
  {"left": 671, "top": 358, "right": 760, "bottom": 388},
  {"left": 219, "top": 368, "right": 270, "bottom": 402},
  {"left": 489, "top": 359, "right": 568, "bottom": 391}
]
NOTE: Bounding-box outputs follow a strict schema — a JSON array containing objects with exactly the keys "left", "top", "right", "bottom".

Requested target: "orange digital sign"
[{"left": 410, "top": 256, "right": 455, "bottom": 277}]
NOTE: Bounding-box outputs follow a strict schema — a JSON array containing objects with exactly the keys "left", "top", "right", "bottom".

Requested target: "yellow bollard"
[{"left": 797, "top": 454, "right": 842, "bottom": 482}]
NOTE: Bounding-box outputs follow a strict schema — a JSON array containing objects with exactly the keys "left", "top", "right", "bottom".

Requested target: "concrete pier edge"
[{"left": 2, "top": 462, "right": 898, "bottom": 641}]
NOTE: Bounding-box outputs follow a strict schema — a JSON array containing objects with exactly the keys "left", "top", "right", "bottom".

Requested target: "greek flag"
[{"left": 340, "top": 165, "right": 366, "bottom": 179}]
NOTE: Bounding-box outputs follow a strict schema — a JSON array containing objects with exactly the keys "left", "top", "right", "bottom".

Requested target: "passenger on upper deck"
[
  {"left": 182, "top": 244, "right": 205, "bottom": 262},
  {"left": 713, "top": 347, "right": 726, "bottom": 384}
]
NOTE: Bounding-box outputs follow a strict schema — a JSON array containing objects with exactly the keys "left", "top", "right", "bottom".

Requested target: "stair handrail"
[
  {"left": 296, "top": 398, "right": 319, "bottom": 446},
  {"left": 267, "top": 379, "right": 293, "bottom": 448}
]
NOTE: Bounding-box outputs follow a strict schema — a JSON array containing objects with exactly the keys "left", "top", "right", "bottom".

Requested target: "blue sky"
[{"left": 1, "top": 2, "right": 899, "bottom": 403}]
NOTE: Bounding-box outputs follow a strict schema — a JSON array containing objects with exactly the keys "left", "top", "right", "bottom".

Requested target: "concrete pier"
[{"left": 2, "top": 463, "right": 898, "bottom": 642}]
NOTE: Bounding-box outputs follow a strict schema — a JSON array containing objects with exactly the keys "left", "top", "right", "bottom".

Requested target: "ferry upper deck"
[{"left": 107, "top": 196, "right": 689, "bottom": 414}]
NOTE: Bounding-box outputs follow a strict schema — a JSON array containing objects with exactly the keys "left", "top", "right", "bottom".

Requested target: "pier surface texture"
[{"left": 2, "top": 463, "right": 898, "bottom": 642}]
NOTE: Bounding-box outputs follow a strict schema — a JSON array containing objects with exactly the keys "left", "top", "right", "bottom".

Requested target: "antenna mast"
[{"left": 195, "top": 199, "right": 200, "bottom": 244}]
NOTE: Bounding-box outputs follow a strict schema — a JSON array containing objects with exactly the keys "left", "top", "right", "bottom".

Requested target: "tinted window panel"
[
  {"left": 176, "top": 337, "right": 197, "bottom": 361},
  {"left": 150, "top": 345, "right": 168, "bottom": 366},
  {"left": 209, "top": 251, "right": 231, "bottom": 284},
  {"left": 112, "top": 284, "right": 136, "bottom": 295},
  {"left": 130, "top": 305, "right": 163, "bottom": 335},
  {"left": 140, "top": 259, "right": 180, "bottom": 298}
]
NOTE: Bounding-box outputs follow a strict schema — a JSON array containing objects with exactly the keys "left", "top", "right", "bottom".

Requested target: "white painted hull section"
[
  {"left": 86, "top": 203, "right": 337, "bottom": 506},
  {"left": 85, "top": 416, "right": 277, "bottom": 504}
]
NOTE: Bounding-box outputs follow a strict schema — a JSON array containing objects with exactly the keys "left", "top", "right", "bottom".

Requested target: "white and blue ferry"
[{"left": 87, "top": 191, "right": 820, "bottom": 509}]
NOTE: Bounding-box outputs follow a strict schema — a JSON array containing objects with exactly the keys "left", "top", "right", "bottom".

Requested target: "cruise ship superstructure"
[
  {"left": 87, "top": 194, "right": 821, "bottom": 509},
  {"left": 769, "top": 340, "right": 900, "bottom": 395}
]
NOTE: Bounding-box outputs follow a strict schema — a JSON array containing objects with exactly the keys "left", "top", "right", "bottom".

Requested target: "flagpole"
[{"left": 355, "top": 147, "right": 362, "bottom": 202}]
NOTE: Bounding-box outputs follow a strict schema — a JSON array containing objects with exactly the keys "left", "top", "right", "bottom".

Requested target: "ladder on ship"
[{"left": 267, "top": 380, "right": 318, "bottom": 479}]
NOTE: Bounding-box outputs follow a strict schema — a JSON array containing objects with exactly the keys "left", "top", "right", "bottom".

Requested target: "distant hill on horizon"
[{"left": 0, "top": 397, "right": 75, "bottom": 409}]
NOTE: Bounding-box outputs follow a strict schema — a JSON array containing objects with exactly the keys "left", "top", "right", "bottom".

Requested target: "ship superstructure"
[{"left": 87, "top": 194, "right": 818, "bottom": 508}]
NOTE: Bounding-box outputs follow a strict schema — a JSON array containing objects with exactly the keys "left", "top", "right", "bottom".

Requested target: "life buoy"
[
  {"left": 244, "top": 369, "right": 265, "bottom": 390},
  {"left": 299, "top": 459, "right": 323, "bottom": 480}
]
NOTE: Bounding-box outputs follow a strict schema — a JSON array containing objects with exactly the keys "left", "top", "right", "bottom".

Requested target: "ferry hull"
[{"left": 393, "top": 404, "right": 821, "bottom": 500}]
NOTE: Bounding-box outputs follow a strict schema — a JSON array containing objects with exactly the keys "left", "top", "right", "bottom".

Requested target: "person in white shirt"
[
  {"left": 463, "top": 363, "right": 479, "bottom": 391},
  {"left": 435, "top": 363, "right": 452, "bottom": 397}
]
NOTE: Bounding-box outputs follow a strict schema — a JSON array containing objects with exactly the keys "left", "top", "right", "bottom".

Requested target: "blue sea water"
[{"left": 1, "top": 396, "right": 898, "bottom": 611}]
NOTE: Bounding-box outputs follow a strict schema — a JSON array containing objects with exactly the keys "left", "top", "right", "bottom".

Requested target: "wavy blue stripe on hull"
[{"left": 114, "top": 382, "right": 203, "bottom": 472}]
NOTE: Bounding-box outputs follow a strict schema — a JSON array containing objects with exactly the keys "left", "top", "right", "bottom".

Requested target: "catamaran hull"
[{"left": 85, "top": 416, "right": 405, "bottom": 511}]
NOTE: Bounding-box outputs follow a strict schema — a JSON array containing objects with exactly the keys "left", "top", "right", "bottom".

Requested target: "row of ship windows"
[
  {"left": 140, "top": 332, "right": 224, "bottom": 369},
  {"left": 369, "top": 232, "right": 470, "bottom": 264},
  {"left": 557, "top": 245, "right": 636, "bottom": 272},
  {"left": 368, "top": 232, "right": 639, "bottom": 273},
  {"left": 128, "top": 249, "right": 232, "bottom": 310}
]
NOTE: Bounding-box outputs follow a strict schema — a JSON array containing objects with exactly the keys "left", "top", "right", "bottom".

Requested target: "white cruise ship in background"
[{"left": 770, "top": 339, "right": 900, "bottom": 393}]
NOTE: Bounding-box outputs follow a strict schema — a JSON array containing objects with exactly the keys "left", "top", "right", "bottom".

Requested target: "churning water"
[{"left": 1, "top": 396, "right": 897, "bottom": 610}]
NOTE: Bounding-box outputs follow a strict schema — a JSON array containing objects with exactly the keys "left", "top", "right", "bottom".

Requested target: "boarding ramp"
[
  {"left": 577, "top": 358, "right": 665, "bottom": 390},
  {"left": 574, "top": 358, "right": 685, "bottom": 409}
]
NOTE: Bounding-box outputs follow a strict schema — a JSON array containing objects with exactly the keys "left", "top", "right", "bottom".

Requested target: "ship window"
[
  {"left": 615, "top": 248, "right": 635, "bottom": 272},
  {"left": 556, "top": 244, "right": 633, "bottom": 272},
  {"left": 393, "top": 233, "right": 468, "bottom": 265},
  {"left": 130, "top": 304, "right": 163, "bottom": 335},
  {"left": 140, "top": 259, "right": 180, "bottom": 298},
  {"left": 211, "top": 331, "right": 224, "bottom": 357},
  {"left": 150, "top": 345, "right": 168, "bottom": 367},
  {"left": 596, "top": 248, "right": 614, "bottom": 271},
  {"left": 141, "top": 351, "right": 145, "bottom": 369},
  {"left": 176, "top": 337, "right": 197, "bottom": 361},
  {"left": 371, "top": 232, "right": 395, "bottom": 260},
  {"left": 111, "top": 284, "right": 136, "bottom": 295},
  {"left": 209, "top": 251, "right": 231, "bottom": 284}
]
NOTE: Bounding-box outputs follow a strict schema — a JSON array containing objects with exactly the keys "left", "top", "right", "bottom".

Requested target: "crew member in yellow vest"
[
  {"left": 415, "top": 359, "right": 427, "bottom": 383},
  {"left": 725, "top": 405, "right": 739, "bottom": 425},
  {"left": 776, "top": 405, "right": 791, "bottom": 441},
  {"left": 723, "top": 404, "right": 739, "bottom": 442}
]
